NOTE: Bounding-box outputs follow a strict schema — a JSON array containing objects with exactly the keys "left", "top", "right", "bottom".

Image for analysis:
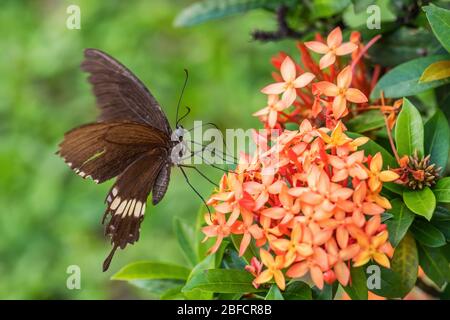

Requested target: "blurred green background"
[{"left": 0, "top": 0, "right": 297, "bottom": 299}]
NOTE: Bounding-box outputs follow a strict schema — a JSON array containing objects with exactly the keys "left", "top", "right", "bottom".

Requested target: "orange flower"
[
  {"left": 305, "top": 27, "right": 358, "bottom": 69},
  {"left": 326, "top": 238, "right": 360, "bottom": 286},
  {"left": 253, "top": 95, "right": 287, "bottom": 128},
  {"left": 286, "top": 246, "right": 329, "bottom": 289},
  {"left": 318, "top": 121, "right": 351, "bottom": 149},
  {"left": 314, "top": 66, "right": 368, "bottom": 119},
  {"left": 351, "top": 215, "right": 392, "bottom": 268},
  {"left": 254, "top": 249, "right": 286, "bottom": 290},
  {"left": 329, "top": 150, "right": 368, "bottom": 182},
  {"left": 367, "top": 152, "right": 400, "bottom": 191},
  {"left": 231, "top": 208, "right": 263, "bottom": 256},
  {"left": 261, "top": 56, "right": 315, "bottom": 106},
  {"left": 202, "top": 212, "right": 238, "bottom": 253}
]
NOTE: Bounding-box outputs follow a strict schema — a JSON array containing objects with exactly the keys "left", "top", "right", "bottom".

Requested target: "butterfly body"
[{"left": 57, "top": 49, "right": 187, "bottom": 271}]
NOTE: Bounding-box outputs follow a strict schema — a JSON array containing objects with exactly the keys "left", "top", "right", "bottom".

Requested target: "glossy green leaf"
[
  {"left": 411, "top": 220, "right": 446, "bottom": 248},
  {"left": 174, "top": 0, "right": 295, "bottom": 27},
  {"left": 371, "top": 55, "right": 450, "bottom": 99},
  {"left": 265, "top": 284, "right": 284, "bottom": 300},
  {"left": 370, "top": 266, "right": 411, "bottom": 298},
  {"left": 433, "top": 177, "right": 450, "bottom": 203},
  {"left": 312, "top": 0, "right": 351, "bottom": 19},
  {"left": 395, "top": 98, "right": 424, "bottom": 157},
  {"left": 346, "top": 110, "right": 385, "bottom": 133},
  {"left": 369, "top": 27, "right": 441, "bottom": 67},
  {"left": 423, "top": 4, "right": 450, "bottom": 53},
  {"left": 390, "top": 232, "right": 418, "bottom": 295},
  {"left": 182, "top": 269, "right": 263, "bottom": 293},
  {"left": 403, "top": 187, "right": 436, "bottom": 220},
  {"left": 385, "top": 199, "right": 415, "bottom": 247},
  {"left": 342, "top": 266, "right": 368, "bottom": 300},
  {"left": 129, "top": 279, "right": 185, "bottom": 298},
  {"left": 431, "top": 207, "right": 450, "bottom": 241},
  {"left": 174, "top": 217, "right": 198, "bottom": 266},
  {"left": 283, "top": 281, "right": 312, "bottom": 300},
  {"left": 424, "top": 110, "right": 450, "bottom": 171},
  {"left": 111, "top": 261, "right": 191, "bottom": 281},
  {"left": 183, "top": 254, "right": 216, "bottom": 300},
  {"left": 418, "top": 243, "right": 450, "bottom": 287},
  {"left": 312, "top": 282, "right": 339, "bottom": 300}
]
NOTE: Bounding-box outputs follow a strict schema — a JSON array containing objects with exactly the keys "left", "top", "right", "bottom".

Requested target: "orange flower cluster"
[{"left": 202, "top": 27, "right": 398, "bottom": 291}]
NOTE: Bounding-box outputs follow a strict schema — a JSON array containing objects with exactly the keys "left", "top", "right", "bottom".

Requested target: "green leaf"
[
  {"left": 231, "top": 234, "right": 258, "bottom": 264},
  {"left": 173, "top": 217, "right": 198, "bottom": 266},
  {"left": 111, "top": 261, "right": 190, "bottom": 281},
  {"left": 183, "top": 254, "right": 216, "bottom": 300},
  {"left": 390, "top": 232, "right": 419, "bottom": 295},
  {"left": 418, "top": 243, "right": 450, "bottom": 287},
  {"left": 420, "top": 60, "right": 450, "bottom": 83},
  {"left": 369, "top": 266, "right": 410, "bottom": 298},
  {"left": 395, "top": 98, "right": 424, "bottom": 157},
  {"left": 347, "top": 132, "right": 403, "bottom": 195},
  {"left": 342, "top": 267, "right": 368, "bottom": 300},
  {"left": 385, "top": 199, "right": 415, "bottom": 247},
  {"left": 403, "top": 187, "right": 436, "bottom": 220},
  {"left": 411, "top": 220, "right": 446, "bottom": 248},
  {"left": 265, "top": 284, "right": 284, "bottom": 300},
  {"left": 312, "top": 0, "right": 351, "bottom": 19},
  {"left": 346, "top": 110, "right": 385, "bottom": 133},
  {"left": 129, "top": 279, "right": 185, "bottom": 298},
  {"left": 312, "top": 282, "right": 338, "bottom": 300},
  {"left": 174, "top": 0, "right": 295, "bottom": 27},
  {"left": 369, "top": 27, "right": 442, "bottom": 68},
  {"left": 423, "top": 4, "right": 450, "bottom": 53},
  {"left": 433, "top": 177, "right": 450, "bottom": 203},
  {"left": 182, "top": 269, "right": 263, "bottom": 293},
  {"left": 431, "top": 207, "right": 450, "bottom": 241},
  {"left": 371, "top": 55, "right": 450, "bottom": 99},
  {"left": 283, "top": 281, "right": 312, "bottom": 300},
  {"left": 424, "top": 110, "right": 450, "bottom": 171}
]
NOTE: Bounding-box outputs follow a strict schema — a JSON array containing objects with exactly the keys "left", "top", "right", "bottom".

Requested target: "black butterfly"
[{"left": 57, "top": 49, "right": 193, "bottom": 271}]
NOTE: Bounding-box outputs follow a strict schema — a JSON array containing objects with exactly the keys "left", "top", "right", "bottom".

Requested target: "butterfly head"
[{"left": 170, "top": 125, "right": 188, "bottom": 165}]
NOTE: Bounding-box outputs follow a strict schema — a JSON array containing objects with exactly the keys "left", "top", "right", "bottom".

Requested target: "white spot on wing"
[
  {"left": 134, "top": 201, "right": 142, "bottom": 217},
  {"left": 128, "top": 199, "right": 136, "bottom": 217},
  {"left": 122, "top": 200, "right": 132, "bottom": 218},
  {"left": 110, "top": 197, "right": 121, "bottom": 210},
  {"left": 112, "top": 188, "right": 118, "bottom": 197},
  {"left": 116, "top": 200, "right": 127, "bottom": 215}
]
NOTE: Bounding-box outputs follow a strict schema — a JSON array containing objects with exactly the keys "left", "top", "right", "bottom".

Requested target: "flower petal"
[
  {"left": 281, "top": 88, "right": 297, "bottom": 107},
  {"left": 293, "top": 72, "right": 315, "bottom": 88},
  {"left": 304, "top": 41, "right": 330, "bottom": 54},
  {"left": 280, "top": 56, "right": 296, "bottom": 82},
  {"left": 314, "top": 81, "right": 339, "bottom": 96},
  {"left": 327, "top": 27, "right": 342, "bottom": 48},
  {"left": 345, "top": 88, "right": 368, "bottom": 103},
  {"left": 261, "top": 82, "right": 285, "bottom": 95},
  {"left": 337, "top": 66, "right": 352, "bottom": 89},
  {"left": 335, "top": 42, "right": 358, "bottom": 56},
  {"left": 319, "top": 51, "right": 336, "bottom": 69}
]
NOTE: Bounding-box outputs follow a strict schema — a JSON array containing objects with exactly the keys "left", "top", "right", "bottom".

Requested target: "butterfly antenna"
[
  {"left": 179, "top": 166, "right": 211, "bottom": 214},
  {"left": 176, "top": 106, "right": 191, "bottom": 127},
  {"left": 175, "top": 69, "right": 189, "bottom": 127},
  {"left": 180, "top": 165, "right": 218, "bottom": 187}
]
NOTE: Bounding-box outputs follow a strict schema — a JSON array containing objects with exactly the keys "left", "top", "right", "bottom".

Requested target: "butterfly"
[{"left": 57, "top": 49, "right": 192, "bottom": 271}]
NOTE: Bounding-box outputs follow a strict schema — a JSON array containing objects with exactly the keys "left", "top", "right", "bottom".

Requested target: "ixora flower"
[
  {"left": 314, "top": 66, "right": 368, "bottom": 119},
  {"left": 305, "top": 27, "right": 358, "bottom": 69},
  {"left": 260, "top": 56, "right": 315, "bottom": 107},
  {"left": 202, "top": 118, "right": 397, "bottom": 290},
  {"left": 201, "top": 29, "right": 403, "bottom": 292}
]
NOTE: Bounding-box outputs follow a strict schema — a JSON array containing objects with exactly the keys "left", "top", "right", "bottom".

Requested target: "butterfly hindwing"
[
  {"left": 57, "top": 122, "right": 170, "bottom": 184},
  {"left": 102, "top": 148, "right": 168, "bottom": 271},
  {"left": 81, "top": 48, "right": 172, "bottom": 135}
]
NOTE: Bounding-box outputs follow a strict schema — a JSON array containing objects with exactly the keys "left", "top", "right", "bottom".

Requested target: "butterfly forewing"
[
  {"left": 57, "top": 122, "right": 170, "bottom": 184},
  {"left": 81, "top": 48, "right": 172, "bottom": 135}
]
